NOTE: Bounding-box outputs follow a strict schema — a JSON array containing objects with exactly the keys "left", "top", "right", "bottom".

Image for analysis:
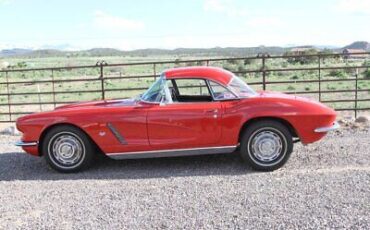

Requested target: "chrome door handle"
[
  {"left": 205, "top": 109, "right": 218, "bottom": 113},
  {"left": 205, "top": 109, "right": 219, "bottom": 119}
]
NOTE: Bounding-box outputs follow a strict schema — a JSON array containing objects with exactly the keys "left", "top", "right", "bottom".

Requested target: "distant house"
[{"left": 342, "top": 49, "right": 368, "bottom": 59}]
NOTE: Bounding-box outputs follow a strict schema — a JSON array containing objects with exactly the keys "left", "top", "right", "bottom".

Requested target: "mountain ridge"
[{"left": 0, "top": 41, "right": 368, "bottom": 58}]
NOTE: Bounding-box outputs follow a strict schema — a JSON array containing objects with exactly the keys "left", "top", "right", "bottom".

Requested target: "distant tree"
[
  {"left": 284, "top": 49, "right": 319, "bottom": 65},
  {"left": 320, "top": 49, "right": 335, "bottom": 63}
]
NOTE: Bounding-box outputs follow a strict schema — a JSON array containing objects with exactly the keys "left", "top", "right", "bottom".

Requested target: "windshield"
[
  {"left": 140, "top": 75, "right": 172, "bottom": 103},
  {"left": 228, "top": 75, "right": 257, "bottom": 98}
]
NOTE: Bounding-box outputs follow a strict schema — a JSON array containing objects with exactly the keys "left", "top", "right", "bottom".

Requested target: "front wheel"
[
  {"left": 42, "top": 125, "right": 95, "bottom": 173},
  {"left": 240, "top": 120, "right": 293, "bottom": 171}
]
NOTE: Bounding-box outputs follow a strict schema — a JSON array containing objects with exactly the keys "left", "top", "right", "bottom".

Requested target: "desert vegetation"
[{"left": 0, "top": 49, "right": 369, "bottom": 122}]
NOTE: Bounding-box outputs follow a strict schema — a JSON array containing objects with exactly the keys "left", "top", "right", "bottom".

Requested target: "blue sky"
[{"left": 0, "top": 0, "right": 369, "bottom": 50}]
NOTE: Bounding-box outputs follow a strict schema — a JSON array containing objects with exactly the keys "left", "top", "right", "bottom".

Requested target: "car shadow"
[{"left": 0, "top": 152, "right": 254, "bottom": 181}]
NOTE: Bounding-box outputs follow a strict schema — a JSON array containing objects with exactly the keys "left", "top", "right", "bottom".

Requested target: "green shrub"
[
  {"left": 222, "top": 64, "right": 234, "bottom": 72},
  {"left": 305, "top": 87, "right": 311, "bottom": 91},
  {"left": 276, "top": 72, "right": 285, "bottom": 77},
  {"left": 287, "top": 85, "right": 295, "bottom": 91},
  {"left": 16, "top": 61, "right": 27, "bottom": 68},
  {"left": 363, "top": 60, "right": 370, "bottom": 67},
  {"left": 291, "top": 75, "right": 299, "bottom": 80},
  {"left": 328, "top": 70, "right": 346, "bottom": 78},
  {"left": 244, "top": 59, "right": 255, "bottom": 65},
  {"left": 237, "top": 64, "right": 247, "bottom": 72},
  {"left": 227, "top": 59, "right": 239, "bottom": 65},
  {"left": 364, "top": 69, "right": 370, "bottom": 78}
]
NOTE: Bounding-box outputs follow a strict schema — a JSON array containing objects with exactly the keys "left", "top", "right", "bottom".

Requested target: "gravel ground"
[{"left": 0, "top": 128, "right": 369, "bottom": 229}]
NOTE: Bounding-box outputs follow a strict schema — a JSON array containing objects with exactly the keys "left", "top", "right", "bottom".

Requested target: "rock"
[
  {"left": 338, "top": 119, "right": 349, "bottom": 125},
  {"left": 355, "top": 116, "right": 369, "bottom": 123},
  {"left": 337, "top": 119, "right": 345, "bottom": 124},
  {"left": 0, "top": 126, "right": 21, "bottom": 136}
]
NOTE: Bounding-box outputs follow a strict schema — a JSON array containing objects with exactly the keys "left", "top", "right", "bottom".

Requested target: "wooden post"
[
  {"left": 355, "top": 68, "right": 358, "bottom": 118},
  {"left": 318, "top": 54, "right": 322, "bottom": 102}
]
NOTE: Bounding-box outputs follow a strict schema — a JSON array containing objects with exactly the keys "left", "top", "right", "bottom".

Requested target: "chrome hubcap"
[
  {"left": 51, "top": 134, "right": 84, "bottom": 166},
  {"left": 251, "top": 130, "right": 282, "bottom": 162}
]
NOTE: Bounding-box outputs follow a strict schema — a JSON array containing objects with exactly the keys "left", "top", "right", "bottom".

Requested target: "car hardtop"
[{"left": 163, "top": 66, "right": 233, "bottom": 86}]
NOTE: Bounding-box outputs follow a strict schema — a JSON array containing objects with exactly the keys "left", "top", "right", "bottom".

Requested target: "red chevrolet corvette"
[{"left": 16, "top": 66, "right": 339, "bottom": 172}]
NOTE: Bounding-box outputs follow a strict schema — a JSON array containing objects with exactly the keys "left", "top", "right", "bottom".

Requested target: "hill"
[
  {"left": 343, "top": 41, "right": 370, "bottom": 51},
  {"left": 0, "top": 48, "right": 33, "bottom": 57}
]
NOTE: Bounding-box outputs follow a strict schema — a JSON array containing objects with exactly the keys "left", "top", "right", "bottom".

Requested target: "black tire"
[
  {"left": 42, "top": 125, "right": 95, "bottom": 173},
  {"left": 240, "top": 120, "right": 293, "bottom": 171}
]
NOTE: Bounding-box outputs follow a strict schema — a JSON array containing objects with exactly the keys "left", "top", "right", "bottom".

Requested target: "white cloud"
[
  {"left": 203, "top": 0, "right": 247, "bottom": 17},
  {"left": 0, "top": 0, "right": 11, "bottom": 5},
  {"left": 93, "top": 11, "right": 145, "bottom": 31},
  {"left": 204, "top": 0, "right": 227, "bottom": 12},
  {"left": 336, "top": 0, "right": 370, "bottom": 14},
  {"left": 246, "top": 17, "right": 283, "bottom": 28}
]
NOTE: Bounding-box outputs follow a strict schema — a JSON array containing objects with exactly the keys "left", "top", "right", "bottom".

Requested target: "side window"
[
  {"left": 209, "top": 81, "right": 237, "bottom": 100},
  {"left": 175, "top": 79, "right": 210, "bottom": 96}
]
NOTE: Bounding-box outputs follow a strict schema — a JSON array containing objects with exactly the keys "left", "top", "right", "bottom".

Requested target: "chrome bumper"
[
  {"left": 314, "top": 122, "right": 340, "bottom": 133},
  {"left": 15, "top": 141, "right": 38, "bottom": 147}
]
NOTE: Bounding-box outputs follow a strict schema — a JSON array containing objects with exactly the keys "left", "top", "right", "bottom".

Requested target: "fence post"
[
  {"left": 37, "top": 84, "right": 42, "bottom": 112},
  {"left": 97, "top": 61, "right": 107, "bottom": 100},
  {"left": 153, "top": 64, "right": 157, "bottom": 81},
  {"left": 51, "top": 69, "right": 56, "bottom": 108},
  {"left": 355, "top": 68, "right": 358, "bottom": 118},
  {"left": 318, "top": 54, "right": 322, "bottom": 102},
  {"left": 262, "top": 55, "right": 266, "bottom": 90},
  {"left": 259, "top": 53, "right": 269, "bottom": 90},
  {"left": 5, "top": 71, "right": 11, "bottom": 121}
]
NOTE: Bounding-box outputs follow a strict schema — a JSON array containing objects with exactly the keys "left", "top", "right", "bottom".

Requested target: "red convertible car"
[{"left": 16, "top": 66, "right": 339, "bottom": 172}]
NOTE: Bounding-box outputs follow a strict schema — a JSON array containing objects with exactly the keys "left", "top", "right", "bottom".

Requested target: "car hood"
[
  {"left": 16, "top": 98, "right": 141, "bottom": 126},
  {"left": 54, "top": 98, "right": 138, "bottom": 110}
]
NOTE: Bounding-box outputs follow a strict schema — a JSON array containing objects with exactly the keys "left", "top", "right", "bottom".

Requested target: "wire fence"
[{"left": 0, "top": 51, "right": 369, "bottom": 122}]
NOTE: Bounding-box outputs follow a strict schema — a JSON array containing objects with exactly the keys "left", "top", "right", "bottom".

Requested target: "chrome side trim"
[
  {"left": 314, "top": 122, "right": 340, "bottom": 133},
  {"left": 106, "top": 145, "right": 237, "bottom": 160},
  {"left": 107, "top": 123, "right": 127, "bottom": 145},
  {"left": 15, "top": 141, "right": 38, "bottom": 147}
]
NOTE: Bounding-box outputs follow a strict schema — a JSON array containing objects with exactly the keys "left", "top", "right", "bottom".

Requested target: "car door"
[
  {"left": 147, "top": 78, "right": 222, "bottom": 149},
  {"left": 147, "top": 102, "right": 222, "bottom": 149}
]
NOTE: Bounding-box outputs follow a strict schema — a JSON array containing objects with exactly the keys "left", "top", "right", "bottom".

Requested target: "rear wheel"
[
  {"left": 240, "top": 120, "right": 293, "bottom": 171},
  {"left": 42, "top": 125, "right": 95, "bottom": 173}
]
